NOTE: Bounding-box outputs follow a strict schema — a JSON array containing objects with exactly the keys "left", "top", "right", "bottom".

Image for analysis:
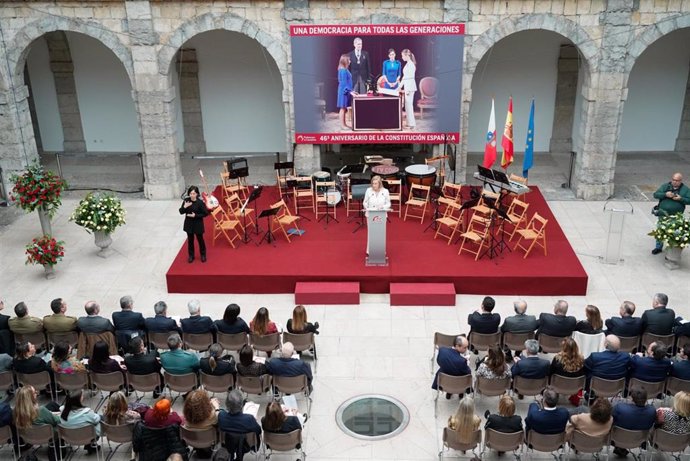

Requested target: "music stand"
[
  {"left": 289, "top": 178, "right": 311, "bottom": 221},
  {"left": 349, "top": 184, "right": 368, "bottom": 233},
  {"left": 257, "top": 207, "right": 280, "bottom": 246},
  {"left": 275, "top": 161, "right": 294, "bottom": 200},
  {"left": 424, "top": 186, "right": 445, "bottom": 233},
  {"left": 240, "top": 186, "right": 262, "bottom": 244}
]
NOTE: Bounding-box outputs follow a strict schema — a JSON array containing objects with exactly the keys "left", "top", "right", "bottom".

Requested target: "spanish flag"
[{"left": 501, "top": 97, "right": 514, "bottom": 169}]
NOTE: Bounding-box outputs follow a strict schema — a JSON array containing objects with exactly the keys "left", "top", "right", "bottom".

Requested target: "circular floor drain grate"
[{"left": 336, "top": 394, "right": 410, "bottom": 440}]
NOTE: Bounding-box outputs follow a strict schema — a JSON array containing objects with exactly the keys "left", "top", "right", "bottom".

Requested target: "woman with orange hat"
[{"left": 143, "top": 398, "right": 184, "bottom": 428}]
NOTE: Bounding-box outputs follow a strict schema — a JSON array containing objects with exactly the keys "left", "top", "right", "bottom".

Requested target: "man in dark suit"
[
  {"left": 180, "top": 299, "right": 215, "bottom": 336},
  {"left": 432, "top": 335, "right": 472, "bottom": 398},
  {"left": 218, "top": 389, "right": 262, "bottom": 451},
  {"left": 0, "top": 300, "right": 14, "bottom": 355},
  {"left": 605, "top": 300, "right": 643, "bottom": 338},
  {"left": 611, "top": 388, "right": 656, "bottom": 456},
  {"left": 266, "top": 342, "right": 313, "bottom": 391},
  {"left": 525, "top": 387, "right": 570, "bottom": 435},
  {"left": 672, "top": 344, "right": 690, "bottom": 380},
  {"left": 112, "top": 295, "right": 146, "bottom": 351},
  {"left": 501, "top": 300, "right": 538, "bottom": 333},
  {"left": 630, "top": 341, "right": 672, "bottom": 383},
  {"left": 641, "top": 293, "right": 676, "bottom": 335},
  {"left": 77, "top": 301, "right": 114, "bottom": 334},
  {"left": 348, "top": 37, "right": 370, "bottom": 94},
  {"left": 468, "top": 296, "right": 501, "bottom": 334},
  {"left": 584, "top": 335, "right": 631, "bottom": 381},
  {"left": 124, "top": 336, "right": 162, "bottom": 397},
  {"left": 511, "top": 339, "right": 550, "bottom": 380},
  {"left": 536, "top": 300, "right": 576, "bottom": 338},
  {"left": 144, "top": 301, "right": 182, "bottom": 334}
]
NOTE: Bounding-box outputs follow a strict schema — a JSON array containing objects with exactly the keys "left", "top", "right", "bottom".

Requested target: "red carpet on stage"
[{"left": 166, "top": 186, "right": 587, "bottom": 296}]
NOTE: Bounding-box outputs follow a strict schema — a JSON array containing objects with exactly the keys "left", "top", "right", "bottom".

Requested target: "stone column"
[
  {"left": 125, "top": 0, "right": 185, "bottom": 199},
  {"left": 24, "top": 68, "right": 42, "bottom": 151},
  {"left": 445, "top": 0, "right": 469, "bottom": 183},
  {"left": 674, "top": 62, "right": 690, "bottom": 153},
  {"left": 45, "top": 31, "right": 86, "bottom": 153},
  {"left": 549, "top": 44, "right": 578, "bottom": 153},
  {"left": 176, "top": 48, "right": 207, "bottom": 155},
  {"left": 571, "top": 0, "right": 633, "bottom": 200},
  {"left": 293, "top": 143, "right": 320, "bottom": 173}
]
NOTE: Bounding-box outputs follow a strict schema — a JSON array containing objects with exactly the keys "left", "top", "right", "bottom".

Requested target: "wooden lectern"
[{"left": 366, "top": 208, "right": 389, "bottom": 266}]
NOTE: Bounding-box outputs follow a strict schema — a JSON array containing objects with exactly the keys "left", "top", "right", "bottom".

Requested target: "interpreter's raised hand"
[{"left": 183, "top": 201, "right": 192, "bottom": 208}]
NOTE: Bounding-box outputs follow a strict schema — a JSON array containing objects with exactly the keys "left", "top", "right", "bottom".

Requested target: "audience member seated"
[
  {"left": 13, "top": 385, "right": 60, "bottom": 430},
  {"left": 575, "top": 305, "right": 604, "bottom": 334},
  {"left": 550, "top": 337, "right": 585, "bottom": 377},
  {"left": 431, "top": 335, "right": 471, "bottom": 399},
  {"left": 144, "top": 398, "right": 184, "bottom": 428},
  {"left": 112, "top": 295, "right": 146, "bottom": 352},
  {"left": 50, "top": 340, "right": 86, "bottom": 374},
  {"left": 605, "top": 301, "right": 643, "bottom": 338},
  {"left": 9, "top": 302, "right": 44, "bottom": 336},
  {"left": 181, "top": 299, "right": 215, "bottom": 336},
  {"left": 266, "top": 342, "right": 313, "bottom": 392},
  {"left": 566, "top": 397, "right": 612, "bottom": 440},
  {"left": 77, "top": 301, "right": 114, "bottom": 334},
  {"left": 0, "top": 352, "right": 10, "bottom": 372},
  {"left": 500, "top": 300, "right": 538, "bottom": 334},
  {"left": 671, "top": 344, "right": 690, "bottom": 380},
  {"left": 236, "top": 344, "right": 268, "bottom": 377},
  {"left": 657, "top": 391, "right": 690, "bottom": 434},
  {"left": 13, "top": 341, "right": 51, "bottom": 376},
  {"left": 200, "top": 343, "right": 236, "bottom": 376},
  {"left": 484, "top": 394, "right": 522, "bottom": 433},
  {"left": 525, "top": 387, "right": 570, "bottom": 435},
  {"left": 250, "top": 307, "right": 278, "bottom": 336},
  {"left": 511, "top": 339, "right": 550, "bottom": 380},
  {"left": 447, "top": 396, "right": 481, "bottom": 444},
  {"left": 43, "top": 298, "right": 77, "bottom": 334},
  {"left": 536, "top": 300, "right": 576, "bottom": 338},
  {"left": 476, "top": 344, "right": 511, "bottom": 380},
  {"left": 611, "top": 387, "right": 656, "bottom": 457},
  {"left": 262, "top": 400, "right": 302, "bottom": 434},
  {"left": 468, "top": 296, "right": 501, "bottom": 336},
  {"left": 630, "top": 341, "right": 672, "bottom": 384},
  {"left": 0, "top": 300, "right": 12, "bottom": 355},
  {"left": 213, "top": 303, "right": 250, "bottom": 335},
  {"left": 584, "top": 335, "right": 631, "bottom": 382},
  {"left": 59, "top": 390, "right": 102, "bottom": 452},
  {"left": 286, "top": 305, "right": 320, "bottom": 335},
  {"left": 183, "top": 389, "right": 219, "bottom": 429},
  {"left": 89, "top": 340, "right": 126, "bottom": 375},
  {"left": 218, "top": 390, "right": 262, "bottom": 451},
  {"left": 144, "top": 301, "right": 181, "bottom": 334},
  {"left": 124, "top": 337, "right": 162, "bottom": 397},
  {"left": 641, "top": 293, "right": 676, "bottom": 336},
  {"left": 160, "top": 333, "right": 199, "bottom": 375},
  {"left": 102, "top": 391, "right": 141, "bottom": 425},
  {"left": 674, "top": 316, "right": 690, "bottom": 338}
]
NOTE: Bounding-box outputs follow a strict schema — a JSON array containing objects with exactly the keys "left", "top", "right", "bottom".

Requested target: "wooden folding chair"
[
  {"left": 434, "top": 197, "right": 464, "bottom": 245},
  {"left": 471, "top": 190, "right": 499, "bottom": 224},
  {"left": 345, "top": 178, "right": 359, "bottom": 217},
  {"left": 441, "top": 180, "right": 463, "bottom": 202},
  {"left": 211, "top": 207, "right": 242, "bottom": 249},
  {"left": 503, "top": 197, "right": 529, "bottom": 241},
  {"left": 314, "top": 180, "right": 337, "bottom": 220},
  {"left": 514, "top": 212, "right": 548, "bottom": 258},
  {"left": 509, "top": 173, "right": 528, "bottom": 200},
  {"left": 404, "top": 184, "right": 430, "bottom": 223},
  {"left": 293, "top": 176, "right": 315, "bottom": 214},
  {"left": 275, "top": 162, "right": 295, "bottom": 198},
  {"left": 458, "top": 214, "right": 492, "bottom": 260},
  {"left": 220, "top": 171, "right": 248, "bottom": 202},
  {"left": 225, "top": 193, "right": 255, "bottom": 231},
  {"left": 270, "top": 199, "right": 301, "bottom": 243},
  {"left": 383, "top": 178, "right": 402, "bottom": 217}
]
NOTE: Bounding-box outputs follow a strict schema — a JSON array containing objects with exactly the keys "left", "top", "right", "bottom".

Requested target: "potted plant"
[
  {"left": 70, "top": 192, "right": 126, "bottom": 258},
  {"left": 648, "top": 213, "right": 690, "bottom": 270},
  {"left": 10, "top": 161, "right": 68, "bottom": 235},
  {"left": 25, "top": 235, "right": 65, "bottom": 279}
]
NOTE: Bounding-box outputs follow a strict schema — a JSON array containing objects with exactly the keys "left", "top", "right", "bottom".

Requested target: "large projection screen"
[{"left": 291, "top": 24, "right": 464, "bottom": 144}]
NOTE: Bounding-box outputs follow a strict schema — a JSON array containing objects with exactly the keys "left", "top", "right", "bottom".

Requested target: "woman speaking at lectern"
[
  {"left": 363, "top": 175, "right": 391, "bottom": 255},
  {"left": 179, "top": 185, "right": 209, "bottom": 263}
]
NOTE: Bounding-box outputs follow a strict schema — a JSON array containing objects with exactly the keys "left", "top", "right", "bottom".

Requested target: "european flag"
[{"left": 522, "top": 99, "right": 535, "bottom": 178}]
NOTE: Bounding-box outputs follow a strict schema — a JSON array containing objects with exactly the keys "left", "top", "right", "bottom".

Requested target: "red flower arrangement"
[
  {"left": 25, "top": 235, "right": 65, "bottom": 267},
  {"left": 10, "top": 161, "right": 68, "bottom": 218}
]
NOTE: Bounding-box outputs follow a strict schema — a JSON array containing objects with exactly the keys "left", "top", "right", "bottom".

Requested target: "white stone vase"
[
  {"left": 664, "top": 246, "right": 683, "bottom": 270},
  {"left": 94, "top": 230, "right": 113, "bottom": 258},
  {"left": 43, "top": 265, "right": 56, "bottom": 280},
  {"left": 37, "top": 205, "right": 52, "bottom": 236}
]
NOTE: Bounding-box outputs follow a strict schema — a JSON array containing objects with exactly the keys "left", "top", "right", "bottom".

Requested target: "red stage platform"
[{"left": 166, "top": 185, "right": 588, "bottom": 296}]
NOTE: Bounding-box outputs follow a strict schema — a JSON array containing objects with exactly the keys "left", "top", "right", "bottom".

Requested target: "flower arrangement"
[
  {"left": 10, "top": 161, "right": 68, "bottom": 218},
  {"left": 25, "top": 235, "right": 65, "bottom": 267},
  {"left": 70, "top": 192, "right": 126, "bottom": 234},
  {"left": 649, "top": 213, "right": 690, "bottom": 248}
]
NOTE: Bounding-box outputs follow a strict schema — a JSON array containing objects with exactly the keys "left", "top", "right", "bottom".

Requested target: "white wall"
[
  {"left": 26, "top": 37, "right": 63, "bottom": 151},
  {"left": 182, "top": 30, "right": 285, "bottom": 153},
  {"left": 67, "top": 33, "right": 141, "bottom": 152},
  {"left": 468, "top": 30, "right": 563, "bottom": 153},
  {"left": 618, "top": 29, "right": 690, "bottom": 152}
]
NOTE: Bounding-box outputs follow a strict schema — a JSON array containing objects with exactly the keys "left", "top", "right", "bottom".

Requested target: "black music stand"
[
  {"left": 240, "top": 186, "right": 262, "bottom": 244},
  {"left": 478, "top": 203, "right": 512, "bottom": 260},
  {"left": 257, "top": 207, "right": 280, "bottom": 246},
  {"left": 275, "top": 161, "right": 294, "bottom": 200},
  {"left": 348, "top": 184, "right": 368, "bottom": 233},
  {"left": 424, "top": 185, "right": 445, "bottom": 233},
  {"left": 318, "top": 194, "right": 339, "bottom": 226},
  {"left": 288, "top": 178, "right": 311, "bottom": 221}
]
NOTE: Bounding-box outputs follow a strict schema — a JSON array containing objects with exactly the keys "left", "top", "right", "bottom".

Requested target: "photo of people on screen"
[
  {"left": 348, "top": 37, "right": 370, "bottom": 94},
  {"left": 400, "top": 49, "right": 417, "bottom": 130},
  {"left": 337, "top": 54, "right": 359, "bottom": 130},
  {"left": 382, "top": 48, "right": 402, "bottom": 90}
]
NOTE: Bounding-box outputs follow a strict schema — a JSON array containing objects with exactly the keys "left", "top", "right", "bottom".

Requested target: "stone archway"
[{"left": 624, "top": 14, "right": 690, "bottom": 77}]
